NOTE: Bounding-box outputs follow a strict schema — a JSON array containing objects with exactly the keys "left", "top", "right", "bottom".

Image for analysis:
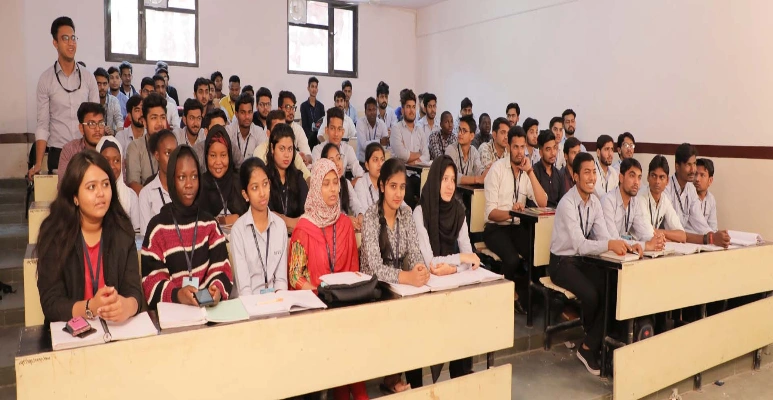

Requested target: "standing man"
[
  {"left": 471, "top": 113, "right": 492, "bottom": 149},
  {"left": 418, "top": 93, "right": 439, "bottom": 143},
  {"left": 219, "top": 75, "right": 240, "bottom": 123},
  {"left": 279, "top": 90, "right": 313, "bottom": 165},
  {"left": 356, "top": 97, "right": 389, "bottom": 162},
  {"left": 300, "top": 76, "right": 325, "bottom": 149},
  {"left": 153, "top": 74, "right": 181, "bottom": 129},
  {"left": 342, "top": 80, "right": 357, "bottom": 124},
  {"left": 30, "top": 17, "right": 99, "bottom": 179},
  {"left": 376, "top": 81, "right": 398, "bottom": 131},
  {"left": 613, "top": 132, "right": 636, "bottom": 171},
  {"left": 107, "top": 66, "right": 127, "bottom": 118},
  {"left": 155, "top": 61, "right": 179, "bottom": 106},
  {"left": 506, "top": 103, "right": 520, "bottom": 127},
  {"left": 453, "top": 97, "right": 473, "bottom": 134},
  {"left": 211, "top": 71, "right": 224, "bottom": 100},
  {"left": 93, "top": 68, "right": 122, "bottom": 135}
]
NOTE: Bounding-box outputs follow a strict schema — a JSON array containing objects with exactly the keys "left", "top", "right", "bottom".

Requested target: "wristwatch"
[{"left": 85, "top": 299, "right": 94, "bottom": 320}]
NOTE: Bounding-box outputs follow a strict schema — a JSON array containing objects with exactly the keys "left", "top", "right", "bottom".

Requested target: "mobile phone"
[{"left": 195, "top": 289, "right": 215, "bottom": 307}]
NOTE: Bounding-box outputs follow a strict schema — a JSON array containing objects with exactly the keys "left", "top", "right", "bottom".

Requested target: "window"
[
  {"left": 104, "top": 0, "right": 199, "bottom": 67},
  {"left": 287, "top": 0, "right": 358, "bottom": 78}
]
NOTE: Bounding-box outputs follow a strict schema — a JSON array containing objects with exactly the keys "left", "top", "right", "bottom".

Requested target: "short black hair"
[
  {"left": 675, "top": 143, "right": 698, "bottom": 165},
  {"left": 537, "top": 131, "right": 556, "bottom": 149},
  {"left": 549, "top": 116, "right": 563, "bottom": 129},
  {"left": 460, "top": 97, "right": 472, "bottom": 110},
  {"left": 150, "top": 129, "right": 177, "bottom": 153},
  {"left": 342, "top": 80, "right": 352, "bottom": 90},
  {"left": 77, "top": 102, "right": 105, "bottom": 123},
  {"left": 107, "top": 66, "right": 119, "bottom": 76},
  {"left": 617, "top": 132, "right": 636, "bottom": 148},
  {"left": 193, "top": 77, "right": 209, "bottom": 93},
  {"left": 256, "top": 87, "right": 272, "bottom": 100},
  {"left": 562, "top": 109, "right": 577, "bottom": 119},
  {"left": 142, "top": 92, "right": 167, "bottom": 119},
  {"left": 696, "top": 158, "right": 715, "bottom": 177},
  {"left": 93, "top": 67, "right": 109, "bottom": 81},
  {"left": 648, "top": 155, "right": 670, "bottom": 176},
  {"left": 334, "top": 90, "right": 346, "bottom": 102},
  {"left": 152, "top": 74, "right": 165, "bottom": 84},
  {"left": 210, "top": 71, "right": 223, "bottom": 82},
  {"left": 327, "top": 107, "right": 345, "bottom": 126},
  {"left": 423, "top": 93, "right": 437, "bottom": 108},
  {"left": 478, "top": 113, "right": 490, "bottom": 124},
  {"left": 183, "top": 99, "right": 204, "bottom": 117},
  {"left": 228, "top": 75, "right": 240, "bottom": 85},
  {"left": 440, "top": 111, "right": 453, "bottom": 122},
  {"left": 126, "top": 95, "right": 142, "bottom": 114},
  {"left": 241, "top": 85, "right": 254, "bottom": 94},
  {"left": 459, "top": 115, "right": 477, "bottom": 133},
  {"left": 140, "top": 77, "right": 155, "bottom": 91},
  {"left": 508, "top": 125, "right": 527, "bottom": 145},
  {"left": 506, "top": 103, "right": 520, "bottom": 116},
  {"left": 492, "top": 117, "right": 510, "bottom": 133},
  {"left": 119, "top": 61, "right": 133, "bottom": 74},
  {"left": 619, "top": 158, "right": 642, "bottom": 175},
  {"left": 596, "top": 134, "right": 614, "bottom": 150},
  {"left": 563, "top": 137, "right": 582, "bottom": 155},
  {"left": 364, "top": 97, "right": 377, "bottom": 109},
  {"left": 523, "top": 117, "right": 539, "bottom": 133},
  {"left": 278, "top": 90, "right": 296, "bottom": 106},
  {"left": 573, "top": 152, "right": 595, "bottom": 175},
  {"left": 377, "top": 81, "right": 390, "bottom": 96},
  {"left": 235, "top": 93, "right": 254, "bottom": 111},
  {"left": 51, "top": 17, "right": 74, "bottom": 40},
  {"left": 308, "top": 76, "right": 319, "bottom": 86},
  {"left": 266, "top": 110, "right": 286, "bottom": 131},
  {"left": 203, "top": 108, "right": 227, "bottom": 129},
  {"left": 400, "top": 89, "right": 416, "bottom": 107}
]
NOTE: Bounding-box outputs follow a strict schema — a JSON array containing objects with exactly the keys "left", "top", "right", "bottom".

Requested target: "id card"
[
  {"left": 182, "top": 276, "right": 199, "bottom": 288},
  {"left": 621, "top": 235, "right": 633, "bottom": 241},
  {"left": 260, "top": 288, "right": 275, "bottom": 294}
]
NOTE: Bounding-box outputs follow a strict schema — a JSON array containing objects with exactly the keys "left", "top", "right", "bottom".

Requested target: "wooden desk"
[
  {"left": 15, "top": 281, "right": 515, "bottom": 400},
  {"left": 33, "top": 174, "right": 57, "bottom": 202},
  {"left": 22, "top": 244, "right": 43, "bottom": 327},
  {"left": 510, "top": 210, "right": 555, "bottom": 329},
  {"left": 27, "top": 201, "right": 50, "bottom": 244}
]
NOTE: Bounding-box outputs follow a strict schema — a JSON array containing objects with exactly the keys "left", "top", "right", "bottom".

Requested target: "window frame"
[
  {"left": 104, "top": 0, "right": 200, "bottom": 67},
  {"left": 287, "top": 0, "right": 359, "bottom": 78}
]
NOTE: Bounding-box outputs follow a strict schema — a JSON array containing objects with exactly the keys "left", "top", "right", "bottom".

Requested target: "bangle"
[{"left": 709, "top": 232, "right": 714, "bottom": 245}]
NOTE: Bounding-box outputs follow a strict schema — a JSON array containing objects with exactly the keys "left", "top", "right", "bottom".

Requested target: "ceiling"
[{"left": 354, "top": 0, "right": 446, "bottom": 10}]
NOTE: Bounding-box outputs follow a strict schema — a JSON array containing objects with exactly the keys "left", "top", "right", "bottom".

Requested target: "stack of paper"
[
  {"left": 239, "top": 290, "right": 328, "bottom": 317},
  {"left": 157, "top": 300, "right": 249, "bottom": 330},
  {"left": 106, "top": 312, "right": 159, "bottom": 341},
  {"left": 319, "top": 271, "right": 372, "bottom": 286},
  {"left": 600, "top": 251, "right": 641, "bottom": 262},
  {"left": 665, "top": 242, "right": 702, "bottom": 255},
  {"left": 728, "top": 231, "right": 763, "bottom": 246},
  {"left": 51, "top": 312, "right": 158, "bottom": 351},
  {"left": 385, "top": 283, "right": 431, "bottom": 297}
]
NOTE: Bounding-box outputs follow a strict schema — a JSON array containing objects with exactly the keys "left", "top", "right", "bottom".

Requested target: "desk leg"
[
  {"left": 601, "top": 269, "right": 611, "bottom": 378},
  {"left": 754, "top": 292, "right": 772, "bottom": 370},
  {"left": 693, "top": 304, "right": 708, "bottom": 391},
  {"left": 526, "top": 223, "right": 536, "bottom": 328}
]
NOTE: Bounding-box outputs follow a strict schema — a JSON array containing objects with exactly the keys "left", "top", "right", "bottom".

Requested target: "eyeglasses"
[
  {"left": 82, "top": 121, "right": 106, "bottom": 129},
  {"left": 283, "top": 104, "right": 297, "bottom": 111},
  {"left": 60, "top": 35, "right": 78, "bottom": 43},
  {"left": 622, "top": 143, "right": 636, "bottom": 150}
]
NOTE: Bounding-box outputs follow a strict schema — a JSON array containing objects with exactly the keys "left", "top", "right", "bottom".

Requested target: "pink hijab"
[{"left": 301, "top": 159, "right": 342, "bottom": 228}]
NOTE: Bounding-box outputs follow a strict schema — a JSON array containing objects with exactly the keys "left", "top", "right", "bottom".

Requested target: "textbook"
[
  {"left": 51, "top": 312, "right": 158, "bottom": 351},
  {"left": 239, "top": 290, "right": 327, "bottom": 317},
  {"left": 664, "top": 242, "right": 739, "bottom": 255},
  {"left": 319, "top": 271, "right": 372, "bottom": 286},
  {"left": 157, "top": 299, "right": 249, "bottom": 330},
  {"left": 599, "top": 251, "right": 641, "bottom": 262},
  {"left": 728, "top": 230, "right": 764, "bottom": 247}
]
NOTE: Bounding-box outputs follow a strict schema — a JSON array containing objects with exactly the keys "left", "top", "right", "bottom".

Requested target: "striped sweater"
[{"left": 141, "top": 212, "right": 233, "bottom": 309}]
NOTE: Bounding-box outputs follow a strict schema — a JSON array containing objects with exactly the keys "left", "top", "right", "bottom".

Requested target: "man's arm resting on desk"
[{"left": 488, "top": 209, "right": 514, "bottom": 223}]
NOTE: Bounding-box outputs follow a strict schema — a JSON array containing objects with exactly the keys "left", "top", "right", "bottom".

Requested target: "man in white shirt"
[
  {"left": 30, "top": 16, "right": 99, "bottom": 179},
  {"left": 356, "top": 97, "right": 388, "bottom": 162},
  {"left": 453, "top": 97, "right": 473, "bottom": 134},
  {"left": 612, "top": 132, "right": 636, "bottom": 171},
  {"left": 312, "top": 107, "right": 364, "bottom": 181},
  {"left": 376, "top": 81, "right": 398, "bottom": 131},
  {"left": 153, "top": 74, "right": 181, "bottom": 130},
  {"left": 227, "top": 93, "right": 265, "bottom": 169},
  {"left": 93, "top": 68, "right": 122, "bottom": 135},
  {"left": 638, "top": 155, "right": 687, "bottom": 243},
  {"left": 695, "top": 158, "right": 717, "bottom": 231},
  {"left": 479, "top": 117, "right": 511, "bottom": 169},
  {"left": 594, "top": 135, "right": 619, "bottom": 199},
  {"left": 278, "top": 90, "right": 312, "bottom": 165},
  {"left": 418, "top": 93, "right": 439, "bottom": 143},
  {"left": 320, "top": 91, "right": 357, "bottom": 142},
  {"left": 342, "top": 80, "right": 357, "bottom": 124},
  {"left": 522, "top": 117, "right": 541, "bottom": 166},
  {"left": 389, "top": 89, "right": 428, "bottom": 208},
  {"left": 548, "top": 152, "right": 634, "bottom": 376},
  {"left": 176, "top": 99, "right": 205, "bottom": 150}
]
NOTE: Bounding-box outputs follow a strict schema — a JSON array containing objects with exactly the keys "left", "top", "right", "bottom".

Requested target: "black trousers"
[
  {"left": 547, "top": 255, "right": 606, "bottom": 354},
  {"left": 405, "top": 368, "right": 423, "bottom": 388},
  {"left": 431, "top": 357, "right": 474, "bottom": 383},
  {"left": 482, "top": 223, "right": 531, "bottom": 281},
  {"left": 47, "top": 147, "right": 61, "bottom": 173}
]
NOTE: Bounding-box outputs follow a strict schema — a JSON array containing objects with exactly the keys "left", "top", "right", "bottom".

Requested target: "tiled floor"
[{"left": 681, "top": 364, "right": 773, "bottom": 400}]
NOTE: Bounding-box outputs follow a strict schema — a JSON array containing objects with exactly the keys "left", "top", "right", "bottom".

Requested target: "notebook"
[
  {"left": 384, "top": 283, "right": 431, "bottom": 297},
  {"left": 664, "top": 242, "right": 740, "bottom": 255},
  {"left": 728, "top": 230, "right": 764, "bottom": 247},
  {"left": 599, "top": 251, "right": 641, "bottom": 262},
  {"left": 157, "top": 299, "right": 249, "bottom": 330},
  {"left": 319, "top": 271, "right": 372, "bottom": 286},
  {"left": 51, "top": 312, "right": 158, "bottom": 351},
  {"left": 425, "top": 267, "right": 505, "bottom": 292},
  {"left": 239, "top": 290, "right": 328, "bottom": 317},
  {"left": 643, "top": 248, "right": 676, "bottom": 258}
]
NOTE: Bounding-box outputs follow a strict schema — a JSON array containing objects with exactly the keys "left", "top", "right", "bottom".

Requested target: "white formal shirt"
[
  {"left": 556, "top": 139, "right": 587, "bottom": 170},
  {"left": 354, "top": 175, "right": 380, "bottom": 211},
  {"left": 230, "top": 209, "right": 289, "bottom": 296},
  {"left": 412, "top": 205, "right": 473, "bottom": 270},
  {"left": 311, "top": 141, "right": 364, "bottom": 178},
  {"left": 594, "top": 161, "right": 619, "bottom": 199},
  {"left": 344, "top": 179, "right": 366, "bottom": 216},
  {"left": 227, "top": 123, "right": 267, "bottom": 169},
  {"left": 115, "top": 127, "right": 145, "bottom": 155},
  {"left": 175, "top": 126, "right": 205, "bottom": 147},
  {"left": 527, "top": 146, "right": 541, "bottom": 166},
  {"left": 550, "top": 186, "right": 612, "bottom": 257},
  {"left": 638, "top": 189, "right": 684, "bottom": 232},
  {"left": 377, "top": 105, "right": 398, "bottom": 128},
  {"left": 418, "top": 116, "right": 441, "bottom": 143},
  {"left": 355, "top": 117, "right": 388, "bottom": 162},
  {"left": 166, "top": 96, "right": 181, "bottom": 130},
  {"left": 291, "top": 121, "right": 312, "bottom": 156},
  {"left": 390, "top": 120, "right": 430, "bottom": 165},
  {"left": 601, "top": 188, "right": 654, "bottom": 246},
  {"left": 445, "top": 143, "right": 483, "bottom": 185},
  {"left": 483, "top": 158, "right": 536, "bottom": 225},
  {"left": 700, "top": 191, "right": 718, "bottom": 231},
  {"left": 663, "top": 176, "right": 712, "bottom": 235},
  {"left": 320, "top": 113, "right": 357, "bottom": 141},
  {"left": 138, "top": 174, "right": 172, "bottom": 236},
  {"left": 104, "top": 94, "right": 123, "bottom": 134}
]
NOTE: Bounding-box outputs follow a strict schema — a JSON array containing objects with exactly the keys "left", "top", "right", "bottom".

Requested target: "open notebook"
[
  {"left": 386, "top": 268, "right": 504, "bottom": 296},
  {"left": 51, "top": 312, "right": 158, "bottom": 351},
  {"left": 599, "top": 251, "right": 641, "bottom": 262},
  {"left": 664, "top": 242, "right": 739, "bottom": 255},
  {"left": 157, "top": 299, "right": 249, "bottom": 330},
  {"left": 239, "top": 290, "right": 327, "bottom": 317},
  {"left": 319, "top": 271, "right": 372, "bottom": 286}
]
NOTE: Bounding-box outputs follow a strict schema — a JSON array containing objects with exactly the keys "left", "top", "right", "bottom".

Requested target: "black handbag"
[{"left": 317, "top": 274, "right": 382, "bottom": 306}]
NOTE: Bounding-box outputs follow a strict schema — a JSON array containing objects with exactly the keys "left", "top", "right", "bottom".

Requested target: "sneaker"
[{"left": 577, "top": 346, "right": 601, "bottom": 376}]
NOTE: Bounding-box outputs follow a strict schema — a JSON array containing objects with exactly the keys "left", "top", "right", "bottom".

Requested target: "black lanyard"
[
  {"left": 457, "top": 143, "right": 470, "bottom": 176},
  {"left": 212, "top": 180, "right": 229, "bottom": 216},
  {"left": 672, "top": 176, "right": 688, "bottom": 215},
  {"left": 249, "top": 223, "right": 272, "bottom": 286},
  {"left": 368, "top": 180, "right": 378, "bottom": 204},
  {"left": 367, "top": 122, "right": 376, "bottom": 141},
  {"left": 648, "top": 197, "right": 662, "bottom": 228},
  {"left": 596, "top": 161, "right": 608, "bottom": 192},
  {"left": 578, "top": 204, "right": 590, "bottom": 239},
  {"left": 172, "top": 212, "right": 199, "bottom": 277},
  {"left": 54, "top": 61, "right": 82, "bottom": 93},
  {"left": 623, "top": 198, "right": 632, "bottom": 235},
  {"left": 512, "top": 168, "right": 523, "bottom": 204},
  {"left": 322, "top": 223, "right": 337, "bottom": 273},
  {"left": 391, "top": 221, "right": 401, "bottom": 269},
  {"left": 157, "top": 188, "right": 167, "bottom": 205},
  {"left": 81, "top": 233, "right": 103, "bottom": 296},
  {"left": 280, "top": 183, "right": 289, "bottom": 214},
  {"left": 145, "top": 135, "right": 156, "bottom": 177},
  {"left": 237, "top": 133, "right": 250, "bottom": 158}
]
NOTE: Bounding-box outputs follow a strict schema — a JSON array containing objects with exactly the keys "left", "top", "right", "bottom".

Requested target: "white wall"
[
  {"left": 0, "top": 0, "right": 28, "bottom": 133},
  {"left": 16, "top": 0, "right": 417, "bottom": 133},
  {"left": 417, "top": 0, "right": 773, "bottom": 147}
]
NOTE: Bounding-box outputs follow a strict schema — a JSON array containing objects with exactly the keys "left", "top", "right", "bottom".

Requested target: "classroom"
[{"left": 0, "top": 0, "right": 772, "bottom": 399}]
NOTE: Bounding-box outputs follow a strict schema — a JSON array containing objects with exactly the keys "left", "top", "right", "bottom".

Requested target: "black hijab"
[
  {"left": 164, "top": 145, "right": 201, "bottom": 220},
  {"left": 200, "top": 125, "right": 247, "bottom": 217},
  {"left": 419, "top": 155, "right": 465, "bottom": 257}
]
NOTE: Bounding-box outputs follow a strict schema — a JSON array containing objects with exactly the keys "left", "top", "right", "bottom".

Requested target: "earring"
[{"left": 74, "top": 200, "right": 79, "bottom": 207}]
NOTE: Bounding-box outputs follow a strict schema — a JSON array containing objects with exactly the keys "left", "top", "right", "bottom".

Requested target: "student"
[
  {"left": 355, "top": 143, "right": 386, "bottom": 211},
  {"left": 446, "top": 115, "right": 485, "bottom": 185},
  {"left": 321, "top": 143, "right": 365, "bottom": 230},
  {"left": 199, "top": 125, "right": 248, "bottom": 226},
  {"left": 266, "top": 123, "right": 309, "bottom": 233},
  {"left": 532, "top": 131, "right": 564, "bottom": 208},
  {"left": 176, "top": 99, "right": 205, "bottom": 149},
  {"left": 549, "top": 152, "right": 637, "bottom": 376},
  {"left": 141, "top": 145, "right": 233, "bottom": 310},
  {"left": 390, "top": 89, "right": 429, "bottom": 208},
  {"left": 559, "top": 137, "right": 582, "bottom": 195},
  {"left": 320, "top": 91, "right": 357, "bottom": 141},
  {"left": 138, "top": 129, "right": 177, "bottom": 236},
  {"left": 226, "top": 93, "right": 265, "bottom": 169},
  {"left": 152, "top": 74, "right": 181, "bottom": 130},
  {"left": 230, "top": 158, "right": 288, "bottom": 295},
  {"left": 602, "top": 158, "right": 665, "bottom": 251},
  {"left": 556, "top": 111, "right": 587, "bottom": 169},
  {"left": 638, "top": 155, "right": 687, "bottom": 243},
  {"left": 664, "top": 143, "right": 730, "bottom": 246},
  {"left": 356, "top": 97, "right": 389, "bottom": 162},
  {"left": 97, "top": 136, "right": 140, "bottom": 232},
  {"left": 376, "top": 81, "right": 398, "bottom": 130},
  {"left": 483, "top": 126, "right": 548, "bottom": 312},
  {"left": 300, "top": 76, "right": 325, "bottom": 149},
  {"left": 453, "top": 97, "right": 473, "bottom": 134},
  {"left": 593, "top": 135, "right": 619, "bottom": 199},
  {"left": 126, "top": 92, "right": 167, "bottom": 194},
  {"left": 115, "top": 95, "right": 144, "bottom": 152},
  {"left": 107, "top": 67, "right": 126, "bottom": 117},
  {"left": 506, "top": 102, "right": 520, "bottom": 127},
  {"left": 196, "top": 108, "right": 229, "bottom": 166},
  {"left": 479, "top": 117, "right": 510, "bottom": 169},
  {"left": 36, "top": 150, "right": 142, "bottom": 323},
  {"left": 695, "top": 158, "right": 717, "bottom": 231},
  {"left": 552, "top": 117, "right": 566, "bottom": 169},
  {"left": 93, "top": 68, "right": 122, "bottom": 135},
  {"left": 522, "top": 117, "right": 541, "bottom": 166},
  {"left": 342, "top": 80, "right": 357, "bottom": 123},
  {"left": 612, "top": 132, "right": 636, "bottom": 171},
  {"left": 251, "top": 87, "right": 271, "bottom": 132},
  {"left": 312, "top": 107, "right": 364, "bottom": 175},
  {"left": 428, "top": 111, "right": 456, "bottom": 160},
  {"left": 278, "top": 90, "right": 313, "bottom": 165},
  {"left": 253, "top": 110, "right": 311, "bottom": 181},
  {"left": 360, "top": 158, "right": 429, "bottom": 392},
  {"left": 154, "top": 61, "right": 179, "bottom": 107},
  {"left": 192, "top": 77, "right": 210, "bottom": 117},
  {"left": 471, "top": 113, "right": 492, "bottom": 148},
  {"left": 419, "top": 93, "right": 440, "bottom": 143},
  {"left": 57, "top": 102, "right": 106, "bottom": 188},
  {"left": 210, "top": 71, "right": 224, "bottom": 100},
  {"left": 219, "top": 75, "right": 240, "bottom": 122}
]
